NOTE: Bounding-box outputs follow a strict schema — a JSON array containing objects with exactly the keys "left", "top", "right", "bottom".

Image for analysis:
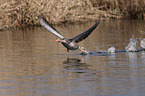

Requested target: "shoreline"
[{"left": 0, "top": 0, "right": 144, "bottom": 30}]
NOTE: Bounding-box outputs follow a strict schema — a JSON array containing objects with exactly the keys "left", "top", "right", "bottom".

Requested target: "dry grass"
[
  {"left": 91, "top": 0, "right": 145, "bottom": 18},
  {"left": 0, "top": 0, "right": 97, "bottom": 30},
  {"left": 0, "top": 0, "right": 145, "bottom": 30}
]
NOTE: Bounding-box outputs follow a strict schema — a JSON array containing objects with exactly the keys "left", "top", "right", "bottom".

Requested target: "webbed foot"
[{"left": 79, "top": 47, "right": 89, "bottom": 54}]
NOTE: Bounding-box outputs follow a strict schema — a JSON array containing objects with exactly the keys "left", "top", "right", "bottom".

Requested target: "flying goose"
[{"left": 38, "top": 16, "right": 100, "bottom": 53}]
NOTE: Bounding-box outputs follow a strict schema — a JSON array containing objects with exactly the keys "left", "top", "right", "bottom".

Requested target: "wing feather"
[
  {"left": 71, "top": 19, "right": 100, "bottom": 43},
  {"left": 38, "top": 16, "right": 64, "bottom": 39}
]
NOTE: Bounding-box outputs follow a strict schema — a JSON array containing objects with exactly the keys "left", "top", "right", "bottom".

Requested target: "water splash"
[
  {"left": 79, "top": 37, "right": 145, "bottom": 55},
  {"left": 140, "top": 38, "right": 145, "bottom": 49},
  {"left": 108, "top": 46, "right": 116, "bottom": 53},
  {"left": 125, "top": 38, "right": 137, "bottom": 52},
  {"left": 139, "top": 29, "right": 145, "bottom": 35},
  {"left": 95, "top": 46, "right": 106, "bottom": 53}
]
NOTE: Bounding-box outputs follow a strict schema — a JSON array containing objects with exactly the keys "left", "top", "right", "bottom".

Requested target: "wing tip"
[
  {"left": 96, "top": 19, "right": 100, "bottom": 24},
  {"left": 38, "top": 15, "right": 44, "bottom": 21},
  {"left": 72, "top": 18, "right": 100, "bottom": 43},
  {"left": 38, "top": 15, "right": 42, "bottom": 18},
  {"left": 38, "top": 15, "right": 45, "bottom": 25},
  {"left": 38, "top": 16, "right": 52, "bottom": 28}
]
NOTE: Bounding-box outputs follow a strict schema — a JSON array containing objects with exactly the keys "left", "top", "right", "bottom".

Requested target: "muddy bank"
[{"left": 0, "top": 0, "right": 145, "bottom": 30}]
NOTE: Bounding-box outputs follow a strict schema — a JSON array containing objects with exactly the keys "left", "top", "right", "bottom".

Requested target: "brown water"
[{"left": 0, "top": 19, "right": 145, "bottom": 96}]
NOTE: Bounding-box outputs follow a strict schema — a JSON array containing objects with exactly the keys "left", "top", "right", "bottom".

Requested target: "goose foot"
[{"left": 79, "top": 47, "right": 89, "bottom": 54}]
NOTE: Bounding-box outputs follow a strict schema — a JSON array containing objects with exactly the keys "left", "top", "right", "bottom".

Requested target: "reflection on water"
[
  {"left": 62, "top": 57, "right": 89, "bottom": 72},
  {"left": 0, "top": 20, "right": 145, "bottom": 96},
  {"left": 63, "top": 57, "right": 86, "bottom": 65}
]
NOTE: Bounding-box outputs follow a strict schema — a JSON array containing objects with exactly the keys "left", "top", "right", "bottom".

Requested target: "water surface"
[{"left": 0, "top": 19, "right": 145, "bottom": 96}]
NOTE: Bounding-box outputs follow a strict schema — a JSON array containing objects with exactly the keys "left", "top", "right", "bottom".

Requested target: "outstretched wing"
[
  {"left": 38, "top": 16, "right": 64, "bottom": 39},
  {"left": 71, "top": 19, "right": 100, "bottom": 43}
]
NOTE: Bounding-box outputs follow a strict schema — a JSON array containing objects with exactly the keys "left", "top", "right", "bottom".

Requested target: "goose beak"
[{"left": 56, "top": 38, "right": 60, "bottom": 42}]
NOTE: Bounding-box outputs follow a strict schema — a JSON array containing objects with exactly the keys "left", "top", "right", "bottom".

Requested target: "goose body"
[
  {"left": 38, "top": 16, "right": 100, "bottom": 53},
  {"left": 61, "top": 39, "right": 79, "bottom": 51}
]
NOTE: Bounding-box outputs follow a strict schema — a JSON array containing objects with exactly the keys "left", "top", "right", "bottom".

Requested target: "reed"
[
  {"left": 0, "top": 0, "right": 145, "bottom": 30},
  {"left": 0, "top": 0, "right": 97, "bottom": 29},
  {"left": 91, "top": 0, "right": 145, "bottom": 18}
]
